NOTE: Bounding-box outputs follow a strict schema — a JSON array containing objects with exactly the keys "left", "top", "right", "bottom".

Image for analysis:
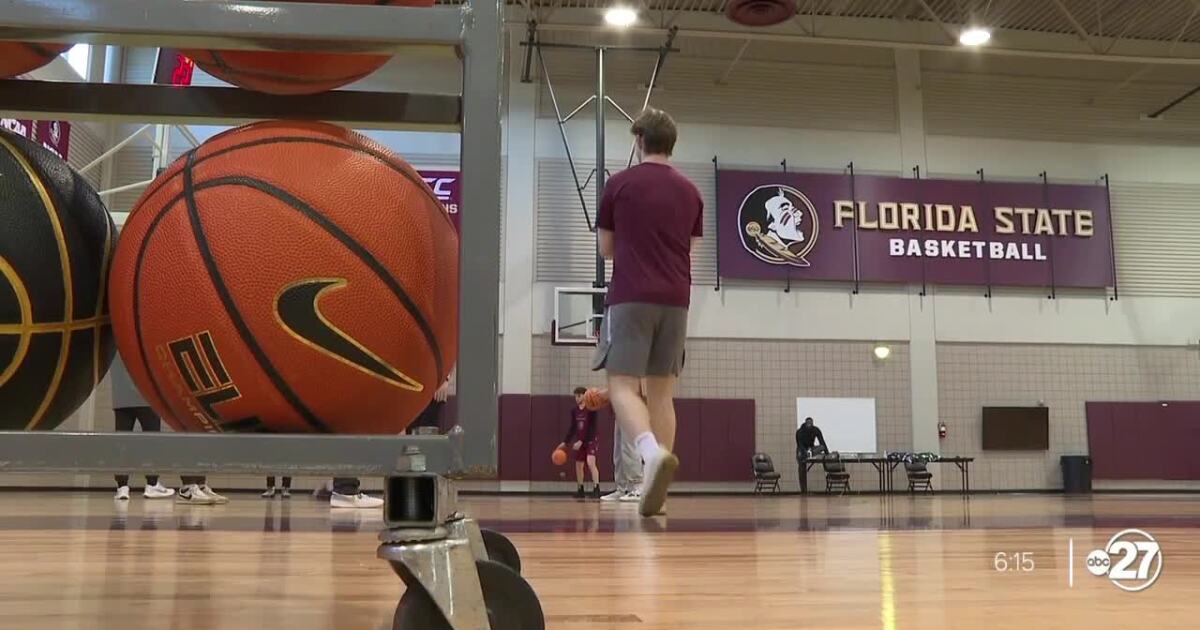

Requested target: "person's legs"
[
  {"left": 797, "top": 450, "right": 809, "bottom": 494},
  {"left": 644, "top": 376, "right": 678, "bottom": 452},
  {"left": 608, "top": 375, "right": 654, "bottom": 447},
  {"left": 113, "top": 408, "right": 136, "bottom": 493},
  {"left": 177, "top": 476, "right": 217, "bottom": 505},
  {"left": 605, "top": 424, "right": 627, "bottom": 499},
  {"left": 593, "top": 303, "right": 681, "bottom": 517},
  {"left": 332, "top": 478, "right": 360, "bottom": 495},
  {"left": 133, "top": 409, "right": 173, "bottom": 497},
  {"left": 330, "top": 477, "right": 382, "bottom": 508},
  {"left": 619, "top": 426, "right": 642, "bottom": 487},
  {"left": 586, "top": 454, "right": 600, "bottom": 486},
  {"left": 573, "top": 459, "right": 585, "bottom": 498}
]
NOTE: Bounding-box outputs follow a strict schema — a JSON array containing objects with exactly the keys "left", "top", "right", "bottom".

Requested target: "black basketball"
[{"left": 0, "top": 129, "right": 116, "bottom": 430}]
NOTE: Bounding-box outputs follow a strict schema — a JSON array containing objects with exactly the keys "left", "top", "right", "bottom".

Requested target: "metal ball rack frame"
[{"left": 0, "top": 0, "right": 522, "bottom": 627}]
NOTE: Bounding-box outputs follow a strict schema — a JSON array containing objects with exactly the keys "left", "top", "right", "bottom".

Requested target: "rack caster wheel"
[
  {"left": 479, "top": 528, "right": 521, "bottom": 574},
  {"left": 393, "top": 559, "right": 544, "bottom": 630}
]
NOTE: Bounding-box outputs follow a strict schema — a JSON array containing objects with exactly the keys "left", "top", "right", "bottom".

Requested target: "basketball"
[
  {"left": 551, "top": 448, "right": 568, "bottom": 466},
  {"left": 582, "top": 387, "right": 608, "bottom": 411},
  {"left": 0, "top": 42, "right": 71, "bottom": 79},
  {"left": 0, "top": 130, "right": 116, "bottom": 431},
  {"left": 107, "top": 120, "right": 458, "bottom": 434},
  {"left": 180, "top": 0, "right": 434, "bottom": 95}
]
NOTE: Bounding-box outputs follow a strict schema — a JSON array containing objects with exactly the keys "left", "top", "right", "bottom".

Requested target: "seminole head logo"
[{"left": 737, "top": 184, "right": 819, "bottom": 267}]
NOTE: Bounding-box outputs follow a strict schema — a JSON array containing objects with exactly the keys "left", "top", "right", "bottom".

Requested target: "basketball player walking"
[{"left": 592, "top": 108, "right": 703, "bottom": 517}]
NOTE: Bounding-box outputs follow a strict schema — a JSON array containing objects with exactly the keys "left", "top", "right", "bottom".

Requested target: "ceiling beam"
[
  {"left": 893, "top": 0, "right": 918, "bottom": 21},
  {"left": 1051, "top": 0, "right": 1101, "bottom": 53},
  {"left": 914, "top": 0, "right": 959, "bottom": 44},
  {"left": 522, "top": 21, "right": 1200, "bottom": 66},
  {"left": 1101, "top": 1, "right": 1154, "bottom": 54},
  {"left": 715, "top": 39, "right": 751, "bottom": 84}
]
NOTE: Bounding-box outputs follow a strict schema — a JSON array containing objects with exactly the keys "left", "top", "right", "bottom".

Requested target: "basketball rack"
[{"left": 0, "top": 0, "right": 520, "bottom": 628}]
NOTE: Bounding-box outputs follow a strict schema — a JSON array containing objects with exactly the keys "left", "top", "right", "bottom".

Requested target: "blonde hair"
[{"left": 631, "top": 107, "right": 677, "bottom": 156}]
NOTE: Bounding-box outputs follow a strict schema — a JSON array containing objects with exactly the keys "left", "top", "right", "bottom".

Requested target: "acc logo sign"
[{"left": 737, "top": 184, "right": 819, "bottom": 267}]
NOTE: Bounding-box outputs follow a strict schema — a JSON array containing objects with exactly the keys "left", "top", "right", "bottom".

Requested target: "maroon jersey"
[
  {"left": 563, "top": 405, "right": 598, "bottom": 445},
  {"left": 597, "top": 162, "right": 703, "bottom": 308}
]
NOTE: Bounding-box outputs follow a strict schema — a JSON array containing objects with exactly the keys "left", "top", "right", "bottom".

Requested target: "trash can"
[{"left": 1061, "top": 455, "right": 1092, "bottom": 494}]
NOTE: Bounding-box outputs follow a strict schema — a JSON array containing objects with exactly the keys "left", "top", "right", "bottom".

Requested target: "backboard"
[{"left": 552, "top": 286, "right": 607, "bottom": 346}]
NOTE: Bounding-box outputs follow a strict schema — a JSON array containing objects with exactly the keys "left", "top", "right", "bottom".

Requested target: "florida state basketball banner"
[
  {"left": 3, "top": 119, "right": 70, "bottom": 160},
  {"left": 420, "top": 170, "right": 461, "bottom": 232},
  {"left": 0, "top": 118, "right": 32, "bottom": 139},
  {"left": 34, "top": 120, "right": 70, "bottom": 161},
  {"left": 717, "top": 169, "right": 1115, "bottom": 288}
]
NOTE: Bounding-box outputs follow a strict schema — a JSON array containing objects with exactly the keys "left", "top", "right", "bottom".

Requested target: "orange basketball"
[
  {"left": 0, "top": 43, "right": 71, "bottom": 79},
  {"left": 107, "top": 120, "right": 458, "bottom": 434},
  {"left": 551, "top": 448, "right": 568, "bottom": 466},
  {"left": 181, "top": 0, "right": 433, "bottom": 95},
  {"left": 582, "top": 388, "right": 608, "bottom": 411}
]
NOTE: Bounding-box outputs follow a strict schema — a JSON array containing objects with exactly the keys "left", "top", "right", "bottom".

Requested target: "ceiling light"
[
  {"left": 605, "top": 6, "right": 638, "bottom": 27},
  {"left": 959, "top": 26, "right": 992, "bottom": 47},
  {"left": 873, "top": 345, "right": 891, "bottom": 361}
]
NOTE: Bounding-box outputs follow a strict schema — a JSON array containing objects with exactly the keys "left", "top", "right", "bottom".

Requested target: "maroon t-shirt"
[{"left": 597, "top": 162, "right": 703, "bottom": 307}]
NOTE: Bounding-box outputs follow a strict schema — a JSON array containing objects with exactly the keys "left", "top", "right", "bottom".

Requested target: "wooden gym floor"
[{"left": 0, "top": 491, "right": 1196, "bottom": 629}]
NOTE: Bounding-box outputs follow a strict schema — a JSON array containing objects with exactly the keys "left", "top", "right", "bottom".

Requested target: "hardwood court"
[{"left": 0, "top": 492, "right": 1196, "bottom": 629}]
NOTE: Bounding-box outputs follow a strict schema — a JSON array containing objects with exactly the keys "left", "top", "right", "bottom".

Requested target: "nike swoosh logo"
[{"left": 275, "top": 278, "right": 423, "bottom": 392}]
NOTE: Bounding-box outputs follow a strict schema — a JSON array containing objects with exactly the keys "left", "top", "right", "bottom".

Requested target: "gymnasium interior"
[{"left": 1, "top": 0, "right": 1198, "bottom": 628}]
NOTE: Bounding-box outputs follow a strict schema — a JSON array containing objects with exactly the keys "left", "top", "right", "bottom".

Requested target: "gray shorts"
[{"left": 591, "top": 303, "right": 688, "bottom": 377}]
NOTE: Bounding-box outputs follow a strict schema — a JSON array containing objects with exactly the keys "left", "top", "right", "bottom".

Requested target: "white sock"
[{"left": 634, "top": 431, "right": 660, "bottom": 463}]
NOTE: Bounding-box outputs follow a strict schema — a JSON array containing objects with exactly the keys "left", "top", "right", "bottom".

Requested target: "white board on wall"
[{"left": 796, "top": 398, "right": 878, "bottom": 454}]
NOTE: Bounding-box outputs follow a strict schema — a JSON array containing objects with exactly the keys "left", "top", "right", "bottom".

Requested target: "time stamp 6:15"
[{"left": 994, "top": 552, "right": 1036, "bottom": 572}]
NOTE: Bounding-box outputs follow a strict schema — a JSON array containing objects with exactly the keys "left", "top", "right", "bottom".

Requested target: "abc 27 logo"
[{"left": 1084, "top": 529, "right": 1163, "bottom": 592}]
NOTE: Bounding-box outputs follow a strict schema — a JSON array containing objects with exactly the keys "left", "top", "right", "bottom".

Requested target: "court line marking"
[{"left": 1069, "top": 537, "right": 1075, "bottom": 588}]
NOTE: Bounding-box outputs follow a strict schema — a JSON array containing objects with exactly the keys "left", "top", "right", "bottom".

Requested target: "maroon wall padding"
[
  {"left": 503, "top": 395, "right": 757, "bottom": 482},
  {"left": 698, "top": 399, "right": 756, "bottom": 481},
  {"left": 1177, "top": 403, "right": 1200, "bottom": 480},
  {"left": 723, "top": 400, "right": 757, "bottom": 481},
  {"left": 595, "top": 408, "right": 616, "bottom": 481},
  {"left": 673, "top": 399, "right": 703, "bottom": 481},
  {"left": 1162, "top": 402, "right": 1200, "bottom": 480},
  {"left": 696, "top": 400, "right": 727, "bottom": 482},
  {"left": 497, "top": 395, "right": 532, "bottom": 480},
  {"left": 1087, "top": 401, "right": 1200, "bottom": 480},
  {"left": 1085, "top": 402, "right": 1116, "bottom": 479},
  {"left": 528, "top": 396, "right": 566, "bottom": 482}
]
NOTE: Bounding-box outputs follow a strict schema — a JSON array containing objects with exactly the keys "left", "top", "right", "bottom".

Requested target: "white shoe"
[
  {"left": 176, "top": 484, "right": 217, "bottom": 505},
  {"left": 262, "top": 488, "right": 277, "bottom": 498},
  {"left": 114, "top": 486, "right": 130, "bottom": 501},
  {"left": 638, "top": 447, "right": 679, "bottom": 518},
  {"left": 600, "top": 489, "right": 625, "bottom": 502},
  {"left": 330, "top": 492, "right": 384, "bottom": 509},
  {"left": 143, "top": 483, "right": 175, "bottom": 499},
  {"left": 201, "top": 485, "right": 229, "bottom": 504},
  {"left": 618, "top": 490, "right": 641, "bottom": 502}
]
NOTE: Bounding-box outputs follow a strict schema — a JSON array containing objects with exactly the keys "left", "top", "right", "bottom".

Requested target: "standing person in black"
[
  {"left": 795, "top": 417, "right": 828, "bottom": 494},
  {"left": 408, "top": 378, "right": 450, "bottom": 434},
  {"left": 328, "top": 379, "right": 449, "bottom": 509}
]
